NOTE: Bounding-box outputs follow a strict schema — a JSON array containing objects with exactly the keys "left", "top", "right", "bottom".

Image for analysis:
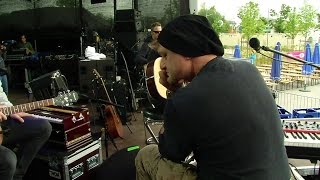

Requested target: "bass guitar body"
[
  {"left": 105, "top": 105, "right": 124, "bottom": 139},
  {"left": 144, "top": 57, "right": 167, "bottom": 104}
]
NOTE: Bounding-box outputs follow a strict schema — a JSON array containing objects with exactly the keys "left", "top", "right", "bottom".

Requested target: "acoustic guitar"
[
  {"left": 0, "top": 91, "right": 79, "bottom": 144},
  {"left": 144, "top": 57, "right": 168, "bottom": 102},
  {"left": 92, "top": 69, "right": 124, "bottom": 139},
  {"left": 144, "top": 57, "right": 168, "bottom": 104}
]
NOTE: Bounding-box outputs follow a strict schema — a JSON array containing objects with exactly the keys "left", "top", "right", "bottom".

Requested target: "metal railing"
[{"left": 275, "top": 91, "right": 320, "bottom": 113}]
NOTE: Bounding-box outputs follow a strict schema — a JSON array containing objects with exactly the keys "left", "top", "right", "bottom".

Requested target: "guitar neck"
[{"left": 0, "top": 99, "right": 54, "bottom": 116}]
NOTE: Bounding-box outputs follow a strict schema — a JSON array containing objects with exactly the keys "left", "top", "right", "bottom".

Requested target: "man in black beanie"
[{"left": 135, "top": 15, "right": 291, "bottom": 180}]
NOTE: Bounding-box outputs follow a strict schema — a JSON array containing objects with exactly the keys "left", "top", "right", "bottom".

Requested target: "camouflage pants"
[{"left": 135, "top": 144, "right": 197, "bottom": 180}]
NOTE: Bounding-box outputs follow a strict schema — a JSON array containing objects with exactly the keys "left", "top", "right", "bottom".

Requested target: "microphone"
[
  {"left": 249, "top": 38, "right": 261, "bottom": 52},
  {"left": 248, "top": 38, "right": 320, "bottom": 69}
]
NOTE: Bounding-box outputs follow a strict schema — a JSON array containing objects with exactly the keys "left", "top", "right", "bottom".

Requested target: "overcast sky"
[{"left": 197, "top": 0, "right": 320, "bottom": 24}]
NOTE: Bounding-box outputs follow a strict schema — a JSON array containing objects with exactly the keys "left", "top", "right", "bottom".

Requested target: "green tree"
[
  {"left": 270, "top": 4, "right": 292, "bottom": 33},
  {"left": 238, "top": 1, "right": 265, "bottom": 40},
  {"left": 317, "top": 13, "right": 320, "bottom": 29},
  {"left": 198, "top": 6, "right": 231, "bottom": 34},
  {"left": 298, "top": 3, "right": 318, "bottom": 42},
  {"left": 283, "top": 7, "right": 300, "bottom": 47}
]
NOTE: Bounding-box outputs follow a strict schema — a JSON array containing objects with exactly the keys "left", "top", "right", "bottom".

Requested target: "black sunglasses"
[{"left": 153, "top": 31, "right": 161, "bottom": 34}]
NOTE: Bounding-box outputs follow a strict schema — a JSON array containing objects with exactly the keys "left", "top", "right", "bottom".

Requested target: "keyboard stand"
[{"left": 290, "top": 165, "right": 305, "bottom": 180}]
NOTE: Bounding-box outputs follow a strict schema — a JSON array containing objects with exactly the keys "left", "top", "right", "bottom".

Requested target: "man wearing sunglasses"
[{"left": 134, "top": 22, "right": 162, "bottom": 66}]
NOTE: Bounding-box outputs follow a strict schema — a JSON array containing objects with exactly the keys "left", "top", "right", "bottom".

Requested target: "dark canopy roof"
[{"left": 0, "top": 7, "right": 111, "bottom": 40}]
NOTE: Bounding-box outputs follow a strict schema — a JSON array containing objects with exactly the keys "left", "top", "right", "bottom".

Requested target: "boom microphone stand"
[
  {"left": 249, "top": 38, "right": 320, "bottom": 92},
  {"left": 249, "top": 38, "right": 320, "bottom": 69}
]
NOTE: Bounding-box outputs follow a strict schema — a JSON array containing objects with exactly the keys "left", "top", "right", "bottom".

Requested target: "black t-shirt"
[
  {"left": 158, "top": 57, "right": 290, "bottom": 180},
  {"left": 134, "top": 36, "right": 160, "bottom": 66}
]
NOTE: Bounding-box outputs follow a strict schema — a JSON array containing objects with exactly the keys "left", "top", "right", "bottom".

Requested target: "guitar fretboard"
[{"left": 0, "top": 99, "right": 54, "bottom": 116}]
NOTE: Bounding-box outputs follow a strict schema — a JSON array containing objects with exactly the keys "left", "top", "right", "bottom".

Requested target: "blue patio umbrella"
[
  {"left": 300, "top": 43, "right": 313, "bottom": 92},
  {"left": 302, "top": 43, "right": 313, "bottom": 75},
  {"left": 271, "top": 42, "right": 282, "bottom": 81},
  {"left": 313, "top": 43, "right": 320, "bottom": 65},
  {"left": 233, "top": 44, "right": 241, "bottom": 58}
]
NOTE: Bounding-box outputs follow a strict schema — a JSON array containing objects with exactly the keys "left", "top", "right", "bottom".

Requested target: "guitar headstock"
[{"left": 53, "top": 91, "right": 79, "bottom": 106}]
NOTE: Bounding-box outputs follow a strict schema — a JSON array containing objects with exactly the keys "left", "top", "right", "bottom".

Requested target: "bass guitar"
[
  {"left": 0, "top": 91, "right": 79, "bottom": 144},
  {"left": 93, "top": 69, "right": 124, "bottom": 139}
]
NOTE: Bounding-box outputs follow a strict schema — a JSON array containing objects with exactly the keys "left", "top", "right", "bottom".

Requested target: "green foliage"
[
  {"left": 198, "top": 6, "right": 231, "bottom": 34},
  {"left": 283, "top": 7, "right": 300, "bottom": 40},
  {"left": 270, "top": 4, "right": 292, "bottom": 33},
  {"left": 268, "top": 2, "right": 318, "bottom": 45},
  {"left": 317, "top": 14, "right": 320, "bottom": 29},
  {"left": 56, "top": 0, "right": 76, "bottom": 7},
  {"left": 238, "top": 1, "right": 265, "bottom": 40},
  {"left": 298, "top": 3, "right": 318, "bottom": 38}
]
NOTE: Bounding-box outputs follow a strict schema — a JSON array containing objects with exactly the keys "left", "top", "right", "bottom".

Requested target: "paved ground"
[{"left": 276, "top": 83, "right": 320, "bottom": 112}]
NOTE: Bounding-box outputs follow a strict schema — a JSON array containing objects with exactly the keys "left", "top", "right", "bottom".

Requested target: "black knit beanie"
[{"left": 158, "top": 15, "right": 224, "bottom": 57}]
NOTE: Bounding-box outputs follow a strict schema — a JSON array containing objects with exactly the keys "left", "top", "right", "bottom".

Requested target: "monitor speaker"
[
  {"left": 114, "top": 32, "right": 146, "bottom": 52},
  {"left": 115, "top": 9, "right": 141, "bottom": 21},
  {"left": 79, "top": 58, "right": 115, "bottom": 95},
  {"left": 114, "top": 20, "right": 143, "bottom": 32}
]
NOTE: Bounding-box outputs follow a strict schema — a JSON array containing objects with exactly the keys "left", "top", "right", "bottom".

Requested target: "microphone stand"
[
  {"left": 79, "top": 93, "right": 124, "bottom": 108},
  {"left": 261, "top": 46, "right": 320, "bottom": 69},
  {"left": 260, "top": 46, "right": 320, "bottom": 92}
]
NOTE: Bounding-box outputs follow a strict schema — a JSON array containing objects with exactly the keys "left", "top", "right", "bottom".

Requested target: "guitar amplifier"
[
  {"left": 28, "top": 70, "right": 69, "bottom": 100},
  {"left": 27, "top": 140, "right": 103, "bottom": 180},
  {"left": 27, "top": 105, "right": 92, "bottom": 152}
]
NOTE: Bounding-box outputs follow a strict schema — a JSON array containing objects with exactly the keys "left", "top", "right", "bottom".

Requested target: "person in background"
[
  {"left": 16, "top": 34, "right": 35, "bottom": 56},
  {"left": 133, "top": 22, "right": 163, "bottom": 107},
  {"left": 0, "top": 41, "right": 8, "bottom": 95},
  {"left": 249, "top": 50, "right": 257, "bottom": 65},
  {"left": 16, "top": 34, "right": 39, "bottom": 81},
  {"left": 134, "top": 22, "right": 162, "bottom": 66},
  {"left": 135, "top": 15, "right": 291, "bottom": 180},
  {"left": 0, "top": 81, "right": 52, "bottom": 180}
]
